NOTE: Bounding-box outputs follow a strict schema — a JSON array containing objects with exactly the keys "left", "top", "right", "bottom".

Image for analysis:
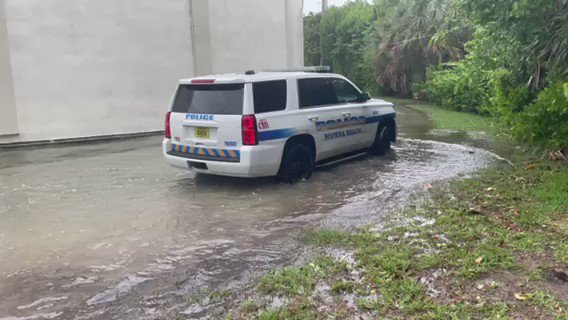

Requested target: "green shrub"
[
  {"left": 424, "top": 62, "right": 491, "bottom": 113},
  {"left": 422, "top": 28, "right": 533, "bottom": 116},
  {"left": 511, "top": 82, "right": 568, "bottom": 150},
  {"left": 486, "top": 69, "right": 534, "bottom": 120}
]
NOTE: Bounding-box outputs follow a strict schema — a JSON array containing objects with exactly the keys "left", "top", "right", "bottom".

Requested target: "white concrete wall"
[
  {"left": 285, "top": 0, "right": 305, "bottom": 67},
  {"left": 206, "top": 0, "right": 304, "bottom": 74},
  {"left": 190, "top": 0, "right": 213, "bottom": 76},
  {"left": 0, "top": 0, "right": 304, "bottom": 143},
  {"left": 2, "top": 0, "right": 194, "bottom": 142},
  {"left": 0, "top": 0, "right": 18, "bottom": 136}
]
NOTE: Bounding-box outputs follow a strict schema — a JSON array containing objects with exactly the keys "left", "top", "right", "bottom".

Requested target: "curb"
[{"left": 0, "top": 131, "right": 164, "bottom": 150}]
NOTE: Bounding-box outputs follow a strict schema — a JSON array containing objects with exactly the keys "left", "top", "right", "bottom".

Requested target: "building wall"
[
  {"left": 208, "top": 0, "right": 288, "bottom": 74},
  {"left": 285, "top": 0, "right": 305, "bottom": 68},
  {"left": 2, "top": 0, "right": 194, "bottom": 142},
  {"left": 0, "top": 0, "right": 304, "bottom": 143},
  {"left": 192, "top": 0, "right": 304, "bottom": 75},
  {"left": 0, "top": 0, "right": 18, "bottom": 136}
]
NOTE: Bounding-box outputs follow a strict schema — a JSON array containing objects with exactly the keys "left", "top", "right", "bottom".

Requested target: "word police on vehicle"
[
  {"left": 163, "top": 67, "right": 396, "bottom": 182},
  {"left": 185, "top": 114, "right": 214, "bottom": 121}
]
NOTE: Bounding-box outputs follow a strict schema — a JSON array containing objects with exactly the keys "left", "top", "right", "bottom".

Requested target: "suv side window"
[
  {"left": 330, "top": 78, "right": 360, "bottom": 103},
  {"left": 253, "top": 80, "right": 287, "bottom": 113},
  {"left": 298, "top": 78, "right": 337, "bottom": 108},
  {"left": 298, "top": 77, "right": 360, "bottom": 109}
]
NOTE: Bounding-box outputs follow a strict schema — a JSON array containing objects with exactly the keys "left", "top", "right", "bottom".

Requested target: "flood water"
[{"left": 0, "top": 105, "right": 511, "bottom": 319}]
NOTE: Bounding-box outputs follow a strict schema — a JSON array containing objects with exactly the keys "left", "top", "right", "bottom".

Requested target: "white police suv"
[{"left": 163, "top": 67, "right": 396, "bottom": 182}]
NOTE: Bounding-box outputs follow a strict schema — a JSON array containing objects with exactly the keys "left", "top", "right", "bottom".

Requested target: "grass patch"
[
  {"left": 295, "top": 160, "right": 566, "bottom": 318},
  {"left": 411, "top": 104, "right": 494, "bottom": 133},
  {"left": 324, "top": 162, "right": 568, "bottom": 319},
  {"left": 528, "top": 291, "right": 568, "bottom": 318},
  {"left": 258, "top": 256, "right": 348, "bottom": 296},
  {"left": 303, "top": 229, "right": 352, "bottom": 246},
  {"left": 240, "top": 299, "right": 260, "bottom": 313},
  {"left": 331, "top": 280, "right": 358, "bottom": 294},
  {"left": 257, "top": 298, "right": 315, "bottom": 320},
  {"left": 234, "top": 105, "right": 567, "bottom": 319},
  {"left": 385, "top": 97, "right": 495, "bottom": 133}
]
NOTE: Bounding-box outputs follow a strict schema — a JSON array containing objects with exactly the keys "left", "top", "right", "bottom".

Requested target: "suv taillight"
[
  {"left": 165, "top": 111, "right": 172, "bottom": 139},
  {"left": 241, "top": 115, "right": 258, "bottom": 145}
]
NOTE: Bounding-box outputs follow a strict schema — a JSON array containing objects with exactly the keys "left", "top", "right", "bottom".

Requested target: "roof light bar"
[{"left": 263, "top": 66, "right": 332, "bottom": 73}]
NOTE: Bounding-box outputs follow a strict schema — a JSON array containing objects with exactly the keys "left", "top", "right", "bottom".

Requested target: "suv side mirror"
[{"left": 359, "top": 92, "right": 371, "bottom": 102}]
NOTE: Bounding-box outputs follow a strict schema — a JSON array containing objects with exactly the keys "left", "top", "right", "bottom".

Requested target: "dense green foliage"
[
  {"left": 372, "top": 0, "right": 470, "bottom": 96},
  {"left": 304, "top": 0, "right": 470, "bottom": 95},
  {"left": 304, "top": 1, "right": 376, "bottom": 90},
  {"left": 424, "top": 0, "right": 568, "bottom": 149},
  {"left": 512, "top": 83, "right": 568, "bottom": 149},
  {"left": 465, "top": 0, "right": 568, "bottom": 87},
  {"left": 304, "top": 0, "right": 568, "bottom": 149}
]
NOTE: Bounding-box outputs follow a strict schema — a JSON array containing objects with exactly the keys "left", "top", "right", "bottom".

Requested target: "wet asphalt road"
[{"left": 0, "top": 105, "right": 509, "bottom": 319}]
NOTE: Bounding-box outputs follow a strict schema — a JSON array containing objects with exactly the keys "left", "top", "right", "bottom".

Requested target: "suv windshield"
[{"left": 171, "top": 84, "right": 244, "bottom": 115}]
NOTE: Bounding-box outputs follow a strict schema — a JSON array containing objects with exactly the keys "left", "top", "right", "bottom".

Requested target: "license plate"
[{"left": 194, "top": 127, "right": 210, "bottom": 139}]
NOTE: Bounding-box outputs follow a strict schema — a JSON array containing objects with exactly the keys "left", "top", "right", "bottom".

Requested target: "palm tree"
[{"left": 373, "top": 0, "right": 471, "bottom": 96}]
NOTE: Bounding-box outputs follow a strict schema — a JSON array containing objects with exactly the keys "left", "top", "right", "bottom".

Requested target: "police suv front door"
[
  {"left": 298, "top": 77, "right": 359, "bottom": 160},
  {"left": 327, "top": 78, "right": 372, "bottom": 153}
]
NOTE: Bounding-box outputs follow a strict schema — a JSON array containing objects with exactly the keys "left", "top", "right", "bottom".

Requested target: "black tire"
[
  {"left": 277, "top": 144, "right": 314, "bottom": 183},
  {"left": 369, "top": 124, "right": 392, "bottom": 155}
]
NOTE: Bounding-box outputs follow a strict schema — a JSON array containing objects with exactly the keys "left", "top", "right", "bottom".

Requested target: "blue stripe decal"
[
  {"left": 212, "top": 149, "right": 221, "bottom": 157},
  {"left": 222, "top": 150, "right": 230, "bottom": 157},
  {"left": 258, "top": 128, "right": 295, "bottom": 141},
  {"left": 365, "top": 116, "right": 380, "bottom": 124},
  {"left": 366, "top": 113, "right": 396, "bottom": 124},
  {"left": 202, "top": 148, "right": 210, "bottom": 156},
  {"left": 235, "top": 150, "right": 241, "bottom": 158}
]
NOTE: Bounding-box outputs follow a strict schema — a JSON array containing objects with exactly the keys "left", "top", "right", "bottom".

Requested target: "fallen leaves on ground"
[{"left": 514, "top": 292, "right": 528, "bottom": 300}]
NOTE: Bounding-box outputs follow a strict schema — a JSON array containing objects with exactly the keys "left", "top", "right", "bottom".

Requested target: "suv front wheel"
[{"left": 277, "top": 144, "right": 314, "bottom": 183}]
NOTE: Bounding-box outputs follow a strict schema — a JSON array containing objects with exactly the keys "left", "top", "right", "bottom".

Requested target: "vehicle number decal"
[{"left": 258, "top": 119, "right": 270, "bottom": 130}]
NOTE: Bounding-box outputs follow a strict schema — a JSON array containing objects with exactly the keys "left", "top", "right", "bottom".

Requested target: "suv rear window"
[
  {"left": 172, "top": 84, "right": 244, "bottom": 115},
  {"left": 253, "top": 80, "right": 287, "bottom": 113}
]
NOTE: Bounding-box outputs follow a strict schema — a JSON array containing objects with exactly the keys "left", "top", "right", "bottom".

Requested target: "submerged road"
[{"left": 0, "top": 105, "right": 508, "bottom": 319}]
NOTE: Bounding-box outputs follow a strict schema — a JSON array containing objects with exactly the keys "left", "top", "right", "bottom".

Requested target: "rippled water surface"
[{"left": 0, "top": 105, "right": 510, "bottom": 319}]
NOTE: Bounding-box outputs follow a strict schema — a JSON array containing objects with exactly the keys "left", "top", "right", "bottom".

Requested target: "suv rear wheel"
[
  {"left": 277, "top": 144, "right": 314, "bottom": 183},
  {"left": 369, "top": 124, "right": 392, "bottom": 155}
]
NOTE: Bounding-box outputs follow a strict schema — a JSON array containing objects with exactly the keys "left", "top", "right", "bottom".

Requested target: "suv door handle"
[
  {"left": 308, "top": 116, "right": 319, "bottom": 122},
  {"left": 342, "top": 112, "right": 352, "bottom": 117}
]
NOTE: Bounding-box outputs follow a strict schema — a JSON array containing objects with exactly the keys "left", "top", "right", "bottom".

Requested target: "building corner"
[{"left": 0, "top": 0, "right": 19, "bottom": 136}]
